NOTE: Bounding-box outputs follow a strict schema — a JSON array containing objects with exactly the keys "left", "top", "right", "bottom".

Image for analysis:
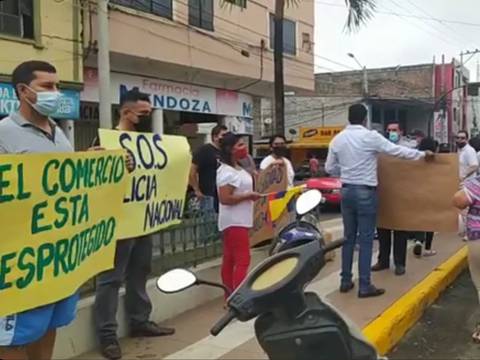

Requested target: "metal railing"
[{"left": 80, "top": 207, "right": 220, "bottom": 296}]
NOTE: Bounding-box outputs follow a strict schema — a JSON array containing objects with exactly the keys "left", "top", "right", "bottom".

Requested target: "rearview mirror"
[
  {"left": 156, "top": 268, "right": 197, "bottom": 294},
  {"left": 296, "top": 189, "right": 323, "bottom": 216}
]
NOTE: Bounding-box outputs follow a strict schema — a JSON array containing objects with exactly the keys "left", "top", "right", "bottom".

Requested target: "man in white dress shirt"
[
  {"left": 457, "top": 130, "right": 478, "bottom": 183},
  {"left": 325, "top": 104, "right": 433, "bottom": 298},
  {"left": 456, "top": 130, "right": 478, "bottom": 241}
]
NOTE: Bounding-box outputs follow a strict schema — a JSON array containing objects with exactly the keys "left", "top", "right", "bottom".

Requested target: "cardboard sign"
[
  {"left": 377, "top": 154, "right": 459, "bottom": 232},
  {"left": 250, "top": 165, "right": 289, "bottom": 246},
  {"left": 99, "top": 130, "right": 191, "bottom": 239},
  {"left": 0, "top": 151, "right": 127, "bottom": 316}
]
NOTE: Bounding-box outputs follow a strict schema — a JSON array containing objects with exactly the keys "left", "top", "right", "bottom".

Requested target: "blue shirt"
[{"left": 325, "top": 125, "right": 425, "bottom": 187}]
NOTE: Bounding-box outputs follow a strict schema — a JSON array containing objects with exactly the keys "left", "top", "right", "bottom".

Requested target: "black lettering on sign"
[
  {"left": 120, "top": 133, "right": 169, "bottom": 171},
  {"left": 5, "top": 315, "right": 15, "bottom": 331},
  {"left": 143, "top": 199, "right": 183, "bottom": 231}
]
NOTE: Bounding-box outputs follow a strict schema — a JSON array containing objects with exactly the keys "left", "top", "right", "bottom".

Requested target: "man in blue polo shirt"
[{"left": 0, "top": 61, "right": 80, "bottom": 360}]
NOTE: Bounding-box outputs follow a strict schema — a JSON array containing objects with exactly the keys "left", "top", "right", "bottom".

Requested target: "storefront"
[
  {"left": 0, "top": 82, "right": 81, "bottom": 140},
  {"left": 78, "top": 68, "right": 254, "bottom": 152}
]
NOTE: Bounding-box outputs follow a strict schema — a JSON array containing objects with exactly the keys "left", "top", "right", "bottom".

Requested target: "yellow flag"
[{"left": 268, "top": 185, "right": 305, "bottom": 221}]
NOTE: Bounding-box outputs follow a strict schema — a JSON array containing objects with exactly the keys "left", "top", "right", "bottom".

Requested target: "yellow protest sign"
[
  {"left": 0, "top": 151, "right": 127, "bottom": 316},
  {"left": 99, "top": 130, "right": 192, "bottom": 239}
]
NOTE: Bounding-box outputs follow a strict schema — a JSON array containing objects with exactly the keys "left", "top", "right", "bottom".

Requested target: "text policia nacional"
[{"left": 0, "top": 154, "right": 125, "bottom": 291}]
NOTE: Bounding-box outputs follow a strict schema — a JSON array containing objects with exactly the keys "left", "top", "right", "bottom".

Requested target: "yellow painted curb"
[{"left": 362, "top": 246, "right": 468, "bottom": 355}]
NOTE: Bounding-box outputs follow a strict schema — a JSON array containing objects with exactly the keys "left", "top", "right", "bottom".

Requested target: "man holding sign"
[
  {"left": 94, "top": 90, "right": 176, "bottom": 360},
  {"left": 0, "top": 61, "right": 82, "bottom": 359},
  {"left": 325, "top": 104, "right": 433, "bottom": 299}
]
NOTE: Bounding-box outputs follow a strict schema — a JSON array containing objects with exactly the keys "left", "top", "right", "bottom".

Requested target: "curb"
[{"left": 363, "top": 246, "right": 468, "bottom": 355}]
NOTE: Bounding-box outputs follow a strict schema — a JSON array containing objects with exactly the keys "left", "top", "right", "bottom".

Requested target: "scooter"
[
  {"left": 269, "top": 189, "right": 326, "bottom": 255},
  {"left": 156, "top": 190, "right": 383, "bottom": 360}
]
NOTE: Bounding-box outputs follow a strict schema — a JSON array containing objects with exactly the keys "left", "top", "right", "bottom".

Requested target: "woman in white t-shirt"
[
  {"left": 259, "top": 135, "right": 295, "bottom": 187},
  {"left": 217, "top": 132, "right": 261, "bottom": 296}
]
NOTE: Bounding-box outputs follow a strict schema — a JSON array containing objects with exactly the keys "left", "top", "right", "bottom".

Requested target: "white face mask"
[{"left": 25, "top": 85, "right": 61, "bottom": 116}]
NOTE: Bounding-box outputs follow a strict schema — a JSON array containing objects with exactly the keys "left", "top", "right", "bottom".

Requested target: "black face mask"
[
  {"left": 138, "top": 115, "right": 152, "bottom": 123},
  {"left": 272, "top": 146, "right": 288, "bottom": 157},
  {"left": 457, "top": 142, "right": 467, "bottom": 149}
]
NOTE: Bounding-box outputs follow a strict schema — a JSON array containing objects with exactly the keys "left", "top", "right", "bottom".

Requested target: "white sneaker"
[{"left": 413, "top": 241, "right": 422, "bottom": 257}]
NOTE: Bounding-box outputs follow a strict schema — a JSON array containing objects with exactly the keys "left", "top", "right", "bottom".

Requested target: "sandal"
[
  {"left": 473, "top": 324, "right": 480, "bottom": 343},
  {"left": 423, "top": 250, "right": 437, "bottom": 257}
]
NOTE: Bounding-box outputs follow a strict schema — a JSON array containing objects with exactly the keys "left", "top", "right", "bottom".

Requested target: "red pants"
[{"left": 221, "top": 227, "right": 251, "bottom": 297}]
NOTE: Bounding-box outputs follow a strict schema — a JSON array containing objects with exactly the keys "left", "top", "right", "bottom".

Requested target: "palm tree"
[{"left": 272, "top": 0, "right": 376, "bottom": 135}]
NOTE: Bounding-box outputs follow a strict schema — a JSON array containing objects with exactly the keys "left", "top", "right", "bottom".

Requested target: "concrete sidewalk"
[{"left": 74, "top": 231, "right": 466, "bottom": 360}]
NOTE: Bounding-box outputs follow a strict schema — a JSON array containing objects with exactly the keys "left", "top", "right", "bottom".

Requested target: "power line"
[
  {"left": 314, "top": 0, "right": 480, "bottom": 28},
  {"left": 385, "top": 0, "right": 474, "bottom": 50},
  {"left": 380, "top": 0, "right": 461, "bottom": 49},
  {"left": 85, "top": 0, "right": 354, "bottom": 76},
  {"left": 314, "top": 55, "right": 356, "bottom": 70},
  {"left": 402, "top": 0, "right": 479, "bottom": 48}
]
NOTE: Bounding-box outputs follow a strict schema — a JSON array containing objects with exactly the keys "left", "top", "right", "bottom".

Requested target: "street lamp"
[{"left": 347, "top": 52, "right": 368, "bottom": 96}]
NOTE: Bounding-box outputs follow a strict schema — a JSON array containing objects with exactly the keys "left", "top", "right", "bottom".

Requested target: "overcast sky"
[{"left": 314, "top": 0, "right": 480, "bottom": 79}]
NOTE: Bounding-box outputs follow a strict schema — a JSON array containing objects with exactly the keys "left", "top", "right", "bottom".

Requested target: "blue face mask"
[
  {"left": 26, "top": 86, "right": 61, "bottom": 117},
  {"left": 388, "top": 131, "right": 399, "bottom": 143}
]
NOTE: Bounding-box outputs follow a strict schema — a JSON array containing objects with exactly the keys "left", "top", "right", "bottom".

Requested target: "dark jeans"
[
  {"left": 94, "top": 236, "right": 153, "bottom": 343},
  {"left": 341, "top": 185, "right": 378, "bottom": 293},
  {"left": 376, "top": 229, "right": 408, "bottom": 267}
]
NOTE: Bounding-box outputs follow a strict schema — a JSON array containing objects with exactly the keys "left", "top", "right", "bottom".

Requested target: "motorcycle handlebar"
[
  {"left": 323, "top": 239, "right": 344, "bottom": 253},
  {"left": 210, "top": 309, "right": 236, "bottom": 336}
]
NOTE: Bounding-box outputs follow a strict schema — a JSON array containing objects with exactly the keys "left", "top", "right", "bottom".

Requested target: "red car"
[{"left": 306, "top": 177, "right": 342, "bottom": 206}]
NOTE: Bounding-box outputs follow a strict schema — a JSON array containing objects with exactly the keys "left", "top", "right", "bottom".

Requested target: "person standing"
[
  {"left": 94, "top": 90, "right": 174, "bottom": 360},
  {"left": 190, "top": 125, "right": 228, "bottom": 212},
  {"left": 469, "top": 136, "right": 480, "bottom": 175},
  {"left": 373, "top": 122, "right": 412, "bottom": 276},
  {"left": 457, "top": 130, "right": 479, "bottom": 241},
  {"left": 385, "top": 122, "right": 417, "bottom": 148},
  {"left": 412, "top": 137, "right": 438, "bottom": 257},
  {"left": 0, "top": 61, "right": 84, "bottom": 360},
  {"left": 453, "top": 176, "right": 480, "bottom": 342},
  {"left": 309, "top": 152, "right": 320, "bottom": 178},
  {"left": 217, "top": 133, "right": 261, "bottom": 295},
  {"left": 325, "top": 104, "right": 432, "bottom": 298},
  {"left": 457, "top": 130, "right": 479, "bottom": 183},
  {"left": 260, "top": 134, "right": 295, "bottom": 187}
]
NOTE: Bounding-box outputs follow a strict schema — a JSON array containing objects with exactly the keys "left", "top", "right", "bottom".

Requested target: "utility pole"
[
  {"left": 273, "top": 0, "right": 285, "bottom": 136},
  {"left": 477, "top": 59, "right": 480, "bottom": 82},
  {"left": 347, "top": 53, "right": 370, "bottom": 127},
  {"left": 321, "top": 102, "right": 325, "bottom": 127},
  {"left": 362, "top": 66, "right": 368, "bottom": 96},
  {"left": 97, "top": 0, "right": 112, "bottom": 129}
]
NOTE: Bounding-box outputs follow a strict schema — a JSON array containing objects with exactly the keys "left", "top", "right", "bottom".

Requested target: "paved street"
[
  {"left": 390, "top": 271, "right": 480, "bottom": 359},
  {"left": 75, "top": 233, "right": 464, "bottom": 359},
  {"left": 319, "top": 206, "right": 342, "bottom": 221}
]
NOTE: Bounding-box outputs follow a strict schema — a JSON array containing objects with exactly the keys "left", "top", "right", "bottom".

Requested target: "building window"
[
  {"left": 189, "top": 0, "right": 214, "bottom": 31},
  {"left": 269, "top": 14, "right": 296, "bottom": 56},
  {"left": 111, "top": 0, "right": 173, "bottom": 19},
  {"left": 0, "top": 0, "right": 34, "bottom": 39},
  {"left": 223, "top": 0, "right": 247, "bottom": 8}
]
